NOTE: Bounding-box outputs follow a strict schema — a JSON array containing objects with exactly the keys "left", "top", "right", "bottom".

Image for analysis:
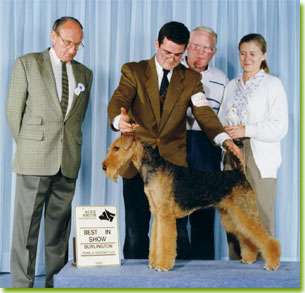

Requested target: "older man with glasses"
[
  {"left": 6, "top": 16, "right": 93, "bottom": 288},
  {"left": 181, "top": 26, "right": 229, "bottom": 260}
]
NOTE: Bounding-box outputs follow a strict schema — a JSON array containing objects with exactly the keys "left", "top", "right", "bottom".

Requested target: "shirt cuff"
[
  {"left": 113, "top": 115, "right": 121, "bottom": 131},
  {"left": 244, "top": 125, "right": 255, "bottom": 138},
  {"left": 213, "top": 132, "right": 231, "bottom": 150}
]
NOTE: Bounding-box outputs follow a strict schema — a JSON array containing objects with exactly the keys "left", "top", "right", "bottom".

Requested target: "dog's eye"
[{"left": 114, "top": 146, "right": 120, "bottom": 151}]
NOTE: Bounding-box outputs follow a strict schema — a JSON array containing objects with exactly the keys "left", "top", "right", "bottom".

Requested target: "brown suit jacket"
[{"left": 108, "top": 56, "right": 225, "bottom": 178}]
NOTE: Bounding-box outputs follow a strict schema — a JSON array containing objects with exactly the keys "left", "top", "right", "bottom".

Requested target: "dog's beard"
[
  {"left": 102, "top": 156, "right": 132, "bottom": 183},
  {"left": 104, "top": 168, "right": 119, "bottom": 183}
]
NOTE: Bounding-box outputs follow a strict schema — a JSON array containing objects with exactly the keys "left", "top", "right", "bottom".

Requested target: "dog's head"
[{"left": 102, "top": 134, "right": 137, "bottom": 182}]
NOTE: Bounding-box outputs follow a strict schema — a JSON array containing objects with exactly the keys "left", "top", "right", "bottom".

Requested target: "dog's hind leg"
[
  {"left": 217, "top": 207, "right": 237, "bottom": 235},
  {"left": 218, "top": 207, "right": 259, "bottom": 263},
  {"left": 238, "top": 234, "right": 259, "bottom": 264},
  {"left": 233, "top": 212, "right": 280, "bottom": 270},
  {"left": 155, "top": 211, "right": 177, "bottom": 271},
  {"left": 219, "top": 191, "right": 280, "bottom": 270}
]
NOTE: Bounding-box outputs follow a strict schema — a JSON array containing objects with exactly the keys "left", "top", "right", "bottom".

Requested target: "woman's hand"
[{"left": 224, "top": 125, "right": 245, "bottom": 139}]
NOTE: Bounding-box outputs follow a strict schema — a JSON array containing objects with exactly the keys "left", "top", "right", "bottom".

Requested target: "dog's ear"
[{"left": 121, "top": 134, "right": 135, "bottom": 150}]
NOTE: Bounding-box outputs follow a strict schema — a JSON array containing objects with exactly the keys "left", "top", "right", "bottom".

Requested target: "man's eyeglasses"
[
  {"left": 188, "top": 42, "right": 216, "bottom": 54},
  {"left": 160, "top": 48, "right": 184, "bottom": 60},
  {"left": 56, "top": 32, "right": 84, "bottom": 50}
]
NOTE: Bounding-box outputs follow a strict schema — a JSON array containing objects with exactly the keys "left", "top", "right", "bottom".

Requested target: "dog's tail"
[{"left": 223, "top": 141, "right": 246, "bottom": 174}]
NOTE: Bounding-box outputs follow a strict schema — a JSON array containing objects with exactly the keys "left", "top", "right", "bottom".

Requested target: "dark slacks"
[
  {"left": 123, "top": 174, "right": 191, "bottom": 259},
  {"left": 185, "top": 130, "right": 222, "bottom": 259},
  {"left": 10, "top": 171, "right": 76, "bottom": 288}
]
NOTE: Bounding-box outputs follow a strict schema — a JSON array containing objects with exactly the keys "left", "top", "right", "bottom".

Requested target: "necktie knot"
[
  {"left": 61, "top": 62, "right": 68, "bottom": 75},
  {"left": 163, "top": 69, "right": 170, "bottom": 76}
]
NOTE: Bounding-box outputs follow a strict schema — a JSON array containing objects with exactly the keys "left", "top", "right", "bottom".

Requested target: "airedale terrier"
[{"left": 102, "top": 134, "right": 281, "bottom": 272}]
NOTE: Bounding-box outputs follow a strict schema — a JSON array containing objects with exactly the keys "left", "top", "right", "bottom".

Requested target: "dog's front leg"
[
  {"left": 144, "top": 188, "right": 158, "bottom": 269},
  {"left": 148, "top": 214, "right": 157, "bottom": 269},
  {"left": 155, "top": 212, "right": 177, "bottom": 271}
]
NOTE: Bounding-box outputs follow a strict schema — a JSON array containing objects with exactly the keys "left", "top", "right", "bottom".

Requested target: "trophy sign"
[{"left": 75, "top": 206, "right": 121, "bottom": 267}]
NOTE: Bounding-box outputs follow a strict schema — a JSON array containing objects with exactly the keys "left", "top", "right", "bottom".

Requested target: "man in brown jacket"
[{"left": 107, "top": 21, "right": 240, "bottom": 259}]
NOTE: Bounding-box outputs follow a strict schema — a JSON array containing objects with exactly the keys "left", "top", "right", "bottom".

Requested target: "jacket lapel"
[
  {"left": 159, "top": 65, "right": 185, "bottom": 132},
  {"left": 39, "top": 49, "right": 62, "bottom": 115},
  {"left": 144, "top": 57, "right": 161, "bottom": 127}
]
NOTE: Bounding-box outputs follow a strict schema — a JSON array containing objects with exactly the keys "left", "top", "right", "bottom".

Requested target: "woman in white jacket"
[{"left": 218, "top": 33, "right": 288, "bottom": 260}]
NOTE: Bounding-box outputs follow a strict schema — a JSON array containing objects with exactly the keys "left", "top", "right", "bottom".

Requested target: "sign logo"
[{"left": 99, "top": 209, "right": 116, "bottom": 222}]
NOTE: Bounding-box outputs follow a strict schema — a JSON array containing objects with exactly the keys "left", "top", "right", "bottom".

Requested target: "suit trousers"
[
  {"left": 122, "top": 174, "right": 191, "bottom": 259},
  {"left": 224, "top": 138, "right": 276, "bottom": 260},
  {"left": 10, "top": 171, "right": 76, "bottom": 288},
  {"left": 185, "top": 130, "right": 221, "bottom": 259}
]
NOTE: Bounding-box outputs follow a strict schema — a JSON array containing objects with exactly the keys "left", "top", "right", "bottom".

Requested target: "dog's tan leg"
[
  {"left": 155, "top": 212, "right": 177, "bottom": 271},
  {"left": 217, "top": 207, "right": 237, "bottom": 235},
  {"left": 261, "top": 238, "right": 281, "bottom": 271},
  {"left": 218, "top": 208, "right": 259, "bottom": 264},
  {"left": 149, "top": 215, "right": 157, "bottom": 269},
  {"left": 220, "top": 192, "right": 281, "bottom": 270},
  {"left": 144, "top": 188, "right": 158, "bottom": 269},
  {"left": 237, "top": 218, "right": 280, "bottom": 270},
  {"left": 238, "top": 234, "right": 259, "bottom": 264}
]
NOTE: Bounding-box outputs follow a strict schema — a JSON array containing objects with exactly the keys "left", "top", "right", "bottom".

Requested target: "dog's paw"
[
  {"left": 241, "top": 257, "right": 255, "bottom": 264},
  {"left": 148, "top": 256, "right": 157, "bottom": 269},
  {"left": 264, "top": 261, "right": 280, "bottom": 271},
  {"left": 155, "top": 263, "right": 173, "bottom": 272},
  {"left": 148, "top": 262, "right": 156, "bottom": 269},
  {"left": 155, "top": 266, "right": 170, "bottom": 272}
]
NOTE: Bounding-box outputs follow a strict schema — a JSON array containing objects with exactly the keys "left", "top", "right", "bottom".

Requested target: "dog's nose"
[{"left": 102, "top": 164, "right": 107, "bottom": 171}]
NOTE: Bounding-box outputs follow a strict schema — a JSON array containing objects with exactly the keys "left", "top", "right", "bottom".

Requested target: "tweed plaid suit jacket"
[
  {"left": 108, "top": 56, "right": 225, "bottom": 178},
  {"left": 6, "top": 49, "right": 93, "bottom": 179}
]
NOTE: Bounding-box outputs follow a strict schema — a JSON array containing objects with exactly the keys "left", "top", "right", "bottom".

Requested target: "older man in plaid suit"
[{"left": 6, "top": 17, "right": 93, "bottom": 288}]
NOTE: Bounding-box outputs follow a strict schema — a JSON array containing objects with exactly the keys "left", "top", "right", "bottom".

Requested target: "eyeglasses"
[
  {"left": 160, "top": 48, "right": 184, "bottom": 60},
  {"left": 188, "top": 42, "right": 216, "bottom": 54},
  {"left": 56, "top": 32, "right": 84, "bottom": 50}
]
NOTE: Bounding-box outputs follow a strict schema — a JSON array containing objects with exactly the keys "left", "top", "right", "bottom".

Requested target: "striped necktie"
[
  {"left": 61, "top": 61, "right": 69, "bottom": 117},
  {"left": 159, "top": 69, "right": 170, "bottom": 114}
]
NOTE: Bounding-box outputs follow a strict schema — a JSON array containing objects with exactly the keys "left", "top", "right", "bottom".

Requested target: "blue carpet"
[
  {"left": 53, "top": 260, "right": 300, "bottom": 288},
  {"left": 0, "top": 273, "right": 45, "bottom": 288}
]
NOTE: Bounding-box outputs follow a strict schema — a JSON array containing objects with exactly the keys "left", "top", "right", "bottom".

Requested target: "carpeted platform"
[
  {"left": 54, "top": 260, "right": 300, "bottom": 288},
  {"left": 0, "top": 273, "right": 45, "bottom": 288}
]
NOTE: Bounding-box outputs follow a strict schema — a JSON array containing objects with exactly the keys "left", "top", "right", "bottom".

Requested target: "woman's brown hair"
[{"left": 239, "top": 33, "right": 269, "bottom": 74}]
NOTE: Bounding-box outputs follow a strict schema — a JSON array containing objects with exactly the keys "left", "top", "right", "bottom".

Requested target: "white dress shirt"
[
  {"left": 49, "top": 47, "right": 76, "bottom": 116},
  {"left": 155, "top": 55, "right": 173, "bottom": 85}
]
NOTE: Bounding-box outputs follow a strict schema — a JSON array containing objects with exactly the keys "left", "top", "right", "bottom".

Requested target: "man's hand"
[
  {"left": 118, "top": 107, "right": 139, "bottom": 133},
  {"left": 223, "top": 139, "right": 245, "bottom": 169}
]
